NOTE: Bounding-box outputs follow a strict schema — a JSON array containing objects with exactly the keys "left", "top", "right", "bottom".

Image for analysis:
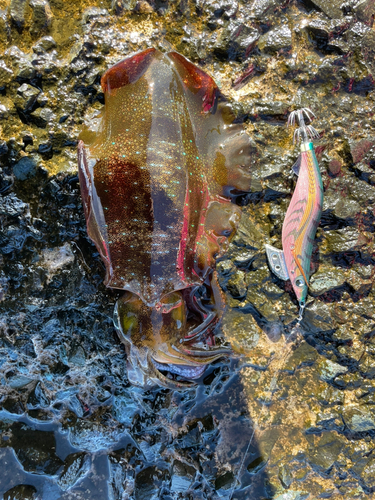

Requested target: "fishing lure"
[{"left": 265, "top": 108, "right": 323, "bottom": 320}]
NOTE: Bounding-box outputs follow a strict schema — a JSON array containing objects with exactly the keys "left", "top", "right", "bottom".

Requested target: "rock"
[
  {"left": 0, "top": 10, "right": 10, "bottom": 39},
  {"left": 350, "top": 138, "right": 375, "bottom": 164},
  {"left": 308, "top": 431, "right": 344, "bottom": 472},
  {"left": 41, "top": 243, "right": 75, "bottom": 274},
  {"left": 32, "top": 35, "right": 56, "bottom": 53},
  {"left": 278, "top": 464, "right": 292, "bottom": 488},
  {"left": 248, "top": 0, "right": 279, "bottom": 18},
  {"left": 227, "top": 269, "right": 248, "bottom": 298},
  {"left": 258, "top": 24, "right": 292, "bottom": 53},
  {"left": 217, "top": 259, "right": 237, "bottom": 276},
  {"left": 309, "top": 266, "right": 347, "bottom": 294},
  {"left": 134, "top": 1, "right": 155, "bottom": 13},
  {"left": 0, "top": 140, "right": 8, "bottom": 155},
  {"left": 170, "top": 461, "right": 195, "bottom": 493},
  {"left": 360, "top": 26, "right": 375, "bottom": 74},
  {"left": 0, "top": 103, "right": 9, "bottom": 119},
  {"left": 214, "top": 21, "right": 260, "bottom": 61},
  {"left": 283, "top": 342, "right": 318, "bottom": 371},
  {"left": 249, "top": 98, "right": 290, "bottom": 116},
  {"left": 274, "top": 491, "right": 309, "bottom": 500},
  {"left": 342, "top": 405, "right": 375, "bottom": 432},
  {"left": 13, "top": 156, "right": 37, "bottom": 180},
  {"left": 353, "top": 0, "right": 375, "bottom": 23},
  {"left": 6, "top": 373, "right": 35, "bottom": 389},
  {"left": 318, "top": 359, "right": 348, "bottom": 381},
  {"left": 309, "top": 0, "right": 344, "bottom": 18},
  {"left": 325, "top": 227, "right": 360, "bottom": 253},
  {"left": 9, "top": 0, "right": 29, "bottom": 29},
  {"left": 8, "top": 422, "right": 63, "bottom": 474},
  {"left": 58, "top": 453, "right": 90, "bottom": 491},
  {"left": 30, "top": 107, "right": 55, "bottom": 127},
  {"left": 82, "top": 7, "right": 110, "bottom": 24},
  {"left": 15, "top": 83, "right": 40, "bottom": 113},
  {"left": 38, "top": 140, "right": 52, "bottom": 156},
  {"left": 3, "top": 485, "right": 38, "bottom": 500},
  {"left": 0, "top": 60, "right": 13, "bottom": 86},
  {"left": 30, "top": 0, "right": 53, "bottom": 35},
  {"left": 334, "top": 198, "right": 361, "bottom": 219},
  {"left": 112, "top": 0, "right": 137, "bottom": 15}
]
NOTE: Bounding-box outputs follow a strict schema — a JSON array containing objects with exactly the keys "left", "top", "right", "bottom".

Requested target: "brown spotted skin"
[{"left": 78, "top": 48, "right": 257, "bottom": 387}]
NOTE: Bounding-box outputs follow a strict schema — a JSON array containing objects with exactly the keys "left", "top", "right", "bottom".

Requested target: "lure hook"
[
  {"left": 288, "top": 107, "right": 319, "bottom": 144},
  {"left": 298, "top": 301, "right": 305, "bottom": 322}
]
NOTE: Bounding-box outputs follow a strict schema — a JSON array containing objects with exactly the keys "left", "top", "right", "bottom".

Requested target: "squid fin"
[
  {"left": 265, "top": 244, "right": 289, "bottom": 281},
  {"left": 292, "top": 154, "right": 301, "bottom": 176}
]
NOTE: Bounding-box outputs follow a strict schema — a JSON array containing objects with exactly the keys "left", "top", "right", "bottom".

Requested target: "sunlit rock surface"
[{"left": 1, "top": 0, "right": 375, "bottom": 498}]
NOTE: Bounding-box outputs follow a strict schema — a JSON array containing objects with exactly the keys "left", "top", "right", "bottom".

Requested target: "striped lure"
[{"left": 265, "top": 108, "right": 323, "bottom": 320}]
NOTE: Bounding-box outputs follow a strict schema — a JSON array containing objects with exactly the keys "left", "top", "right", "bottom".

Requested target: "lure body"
[{"left": 266, "top": 140, "right": 323, "bottom": 310}]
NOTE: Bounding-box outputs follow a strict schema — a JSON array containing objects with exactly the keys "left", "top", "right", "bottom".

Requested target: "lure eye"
[
  {"left": 295, "top": 278, "right": 305, "bottom": 287},
  {"left": 272, "top": 254, "right": 278, "bottom": 261},
  {"left": 275, "top": 265, "right": 281, "bottom": 271}
]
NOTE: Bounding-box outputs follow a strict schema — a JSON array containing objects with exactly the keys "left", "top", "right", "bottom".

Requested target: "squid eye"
[{"left": 295, "top": 278, "right": 305, "bottom": 287}]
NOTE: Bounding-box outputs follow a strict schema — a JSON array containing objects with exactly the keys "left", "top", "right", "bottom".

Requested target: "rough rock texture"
[{"left": 0, "top": 0, "right": 375, "bottom": 498}]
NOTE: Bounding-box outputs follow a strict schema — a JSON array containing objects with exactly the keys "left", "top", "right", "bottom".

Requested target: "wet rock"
[
  {"left": 304, "top": 18, "right": 349, "bottom": 55},
  {"left": 15, "top": 83, "right": 40, "bottom": 113},
  {"left": 353, "top": 0, "right": 375, "bottom": 23},
  {"left": 227, "top": 269, "right": 247, "bottom": 298},
  {"left": 9, "top": 0, "right": 29, "bottom": 30},
  {"left": 318, "top": 359, "right": 348, "bottom": 382},
  {"left": 217, "top": 259, "right": 237, "bottom": 276},
  {"left": 249, "top": 98, "right": 290, "bottom": 117},
  {"left": 309, "top": 0, "right": 344, "bottom": 18},
  {"left": 82, "top": 7, "right": 110, "bottom": 24},
  {"left": 248, "top": 0, "right": 279, "bottom": 18},
  {"left": 221, "top": 308, "right": 260, "bottom": 352},
  {"left": 8, "top": 422, "right": 64, "bottom": 474},
  {"left": 41, "top": 243, "right": 74, "bottom": 275},
  {"left": 13, "top": 156, "right": 38, "bottom": 180},
  {"left": 214, "top": 21, "right": 260, "bottom": 61},
  {"left": 30, "top": 107, "right": 55, "bottom": 127},
  {"left": 283, "top": 342, "right": 318, "bottom": 372},
  {"left": 309, "top": 266, "right": 347, "bottom": 295},
  {"left": 342, "top": 405, "right": 375, "bottom": 432},
  {"left": 58, "top": 453, "right": 90, "bottom": 491},
  {"left": 30, "top": 0, "right": 53, "bottom": 35},
  {"left": 316, "top": 385, "right": 345, "bottom": 406},
  {"left": 258, "top": 24, "right": 292, "bottom": 53},
  {"left": 27, "top": 381, "right": 50, "bottom": 408},
  {"left": 308, "top": 431, "right": 344, "bottom": 472},
  {"left": 274, "top": 491, "right": 309, "bottom": 500},
  {"left": 0, "top": 61, "right": 13, "bottom": 87},
  {"left": 0, "top": 104, "right": 9, "bottom": 120},
  {"left": 6, "top": 373, "right": 35, "bottom": 389},
  {"left": 325, "top": 227, "right": 360, "bottom": 253},
  {"left": 32, "top": 35, "right": 56, "bottom": 53},
  {"left": 134, "top": 1, "right": 155, "bottom": 14},
  {"left": 278, "top": 464, "right": 292, "bottom": 488},
  {"left": 171, "top": 460, "right": 195, "bottom": 493},
  {"left": 3, "top": 484, "right": 38, "bottom": 500},
  {"left": 0, "top": 9, "right": 10, "bottom": 39},
  {"left": 0, "top": 140, "right": 8, "bottom": 155},
  {"left": 112, "top": 0, "right": 137, "bottom": 15}
]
